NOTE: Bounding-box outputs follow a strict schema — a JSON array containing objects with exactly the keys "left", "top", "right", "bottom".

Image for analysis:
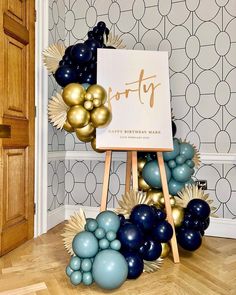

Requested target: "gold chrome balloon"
[
  {"left": 170, "top": 196, "right": 176, "bottom": 207},
  {"left": 91, "top": 105, "right": 112, "bottom": 128},
  {"left": 84, "top": 100, "right": 94, "bottom": 111},
  {"left": 158, "top": 195, "right": 176, "bottom": 208},
  {"left": 76, "top": 133, "right": 95, "bottom": 142},
  {"left": 62, "top": 83, "right": 86, "bottom": 106},
  {"left": 93, "top": 98, "right": 102, "bottom": 108},
  {"left": 91, "top": 137, "right": 105, "bottom": 153},
  {"left": 75, "top": 122, "right": 95, "bottom": 138},
  {"left": 85, "top": 92, "right": 94, "bottom": 101},
  {"left": 161, "top": 243, "right": 171, "bottom": 258},
  {"left": 63, "top": 120, "right": 74, "bottom": 132},
  {"left": 138, "top": 176, "right": 151, "bottom": 192},
  {"left": 87, "top": 84, "right": 107, "bottom": 104},
  {"left": 67, "top": 105, "right": 90, "bottom": 128},
  {"left": 171, "top": 205, "right": 184, "bottom": 228},
  {"left": 137, "top": 158, "right": 146, "bottom": 172},
  {"left": 146, "top": 189, "right": 163, "bottom": 207}
]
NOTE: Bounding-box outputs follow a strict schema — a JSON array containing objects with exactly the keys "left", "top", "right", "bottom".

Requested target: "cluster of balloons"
[
  {"left": 141, "top": 138, "right": 195, "bottom": 196},
  {"left": 62, "top": 83, "right": 111, "bottom": 152},
  {"left": 66, "top": 211, "right": 128, "bottom": 290},
  {"left": 177, "top": 199, "right": 210, "bottom": 251},
  {"left": 117, "top": 204, "right": 173, "bottom": 279},
  {"left": 55, "top": 21, "right": 110, "bottom": 87}
]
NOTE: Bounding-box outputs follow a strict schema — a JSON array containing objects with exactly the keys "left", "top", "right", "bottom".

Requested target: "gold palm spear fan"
[
  {"left": 48, "top": 91, "right": 69, "bottom": 130},
  {"left": 104, "top": 32, "right": 126, "bottom": 49},
  {"left": 62, "top": 209, "right": 86, "bottom": 256},
  {"left": 42, "top": 43, "right": 65, "bottom": 74},
  {"left": 175, "top": 184, "right": 218, "bottom": 217}
]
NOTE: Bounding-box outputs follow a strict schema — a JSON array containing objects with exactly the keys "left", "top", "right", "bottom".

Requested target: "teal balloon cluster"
[
  {"left": 66, "top": 210, "right": 128, "bottom": 290},
  {"left": 142, "top": 138, "right": 195, "bottom": 195}
]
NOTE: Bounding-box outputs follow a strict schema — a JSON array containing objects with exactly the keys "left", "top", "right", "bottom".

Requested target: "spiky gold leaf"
[
  {"left": 104, "top": 32, "right": 126, "bottom": 49},
  {"left": 143, "top": 258, "right": 163, "bottom": 273},
  {"left": 42, "top": 43, "right": 65, "bottom": 73},
  {"left": 48, "top": 91, "right": 69, "bottom": 130},
  {"left": 116, "top": 190, "right": 151, "bottom": 218},
  {"left": 175, "top": 184, "right": 218, "bottom": 217},
  {"left": 61, "top": 209, "right": 86, "bottom": 255}
]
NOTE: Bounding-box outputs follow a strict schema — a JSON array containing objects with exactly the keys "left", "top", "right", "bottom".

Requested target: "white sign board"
[{"left": 96, "top": 49, "right": 173, "bottom": 151}]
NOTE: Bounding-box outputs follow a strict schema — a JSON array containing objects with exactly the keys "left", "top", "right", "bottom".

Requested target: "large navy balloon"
[
  {"left": 152, "top": 220, "right": 173, "bottom": 243},
  {"left": 139, "top": 238, "right": 162, "bottom": 261},
  {"left": 117, "top": 223, "right": 143, "bottom": 250},
  {"left": 177, "top": 227, "right": 202, "bottom": 251},
  {"left": 151, "top": 206, "right": 166, "bottom": 222},
  {"left": 71, "top": 43, "right": 92, "bottom": 64},
  {"left": 186, "top": 199, "right": 210, "bottom": 221},
  {"left": 54, "top": 65, "right": 78, "bottom": 87},
  {"left": 142, "top": 160, "right": 171, "bottom": 189},
  {"left": 130, "top": 204, "right": 155, "bottom": 232},
  {"left": 122, "top": 251, "right": 144, "bottom": 279}
]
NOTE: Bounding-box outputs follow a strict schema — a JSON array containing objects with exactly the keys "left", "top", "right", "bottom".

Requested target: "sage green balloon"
[
  {"left": 92, "top": 249, "right": 128, "bottom": 290},
  {"left": 82, "top": 272, "right": 93, "bottom": 286}
]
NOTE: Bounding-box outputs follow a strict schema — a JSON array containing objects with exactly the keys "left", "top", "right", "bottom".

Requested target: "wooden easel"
[{"left": 100, "top": 150, "right": 180, "bottom": 264}]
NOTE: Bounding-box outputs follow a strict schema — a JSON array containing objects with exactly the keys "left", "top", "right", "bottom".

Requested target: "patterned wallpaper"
[{"left": 47, "top": 0, "right": 236, "bottom": 218}]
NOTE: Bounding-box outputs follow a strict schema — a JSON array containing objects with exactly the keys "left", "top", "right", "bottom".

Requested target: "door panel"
[{"left": 0, "top": 0, "right": 35, "bottom": 256}]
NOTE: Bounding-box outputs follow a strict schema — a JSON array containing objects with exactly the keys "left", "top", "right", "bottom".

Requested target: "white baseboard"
[
  {"left": 47, "top": 206, "right": 65, "bottom": 230},
  {"left": 47, "top": 205, "right": 236, "bottom": 239}
]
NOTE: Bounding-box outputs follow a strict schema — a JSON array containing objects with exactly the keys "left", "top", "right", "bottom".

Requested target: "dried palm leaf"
[
  {"left": 116, "top": 190, "right": 151, "bottom": 218},
  {"left": 104, "top": 32, "right": 126, "bottom": 49},
  {"left": 143, "top": 258, "right": 163, "bottom": 273},
  {"left": 61, "top": 209, "right": 86, "bottom": 255},
  {"left": 176, "top": 184, "right": 218, "bottom": 217},
  {"left": 42, "top": 43, "right": 65, "bottom": 73},
  {"left": 48, "top": 91, "right": 69, "bottom": 130}
]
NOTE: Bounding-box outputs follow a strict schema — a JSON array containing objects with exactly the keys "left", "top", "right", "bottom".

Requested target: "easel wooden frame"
[{"left": 100, "top": 150, "right": 180, "bottom": 264}]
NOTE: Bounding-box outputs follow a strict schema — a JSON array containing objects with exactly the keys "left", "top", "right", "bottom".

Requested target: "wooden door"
[{"left": 0, "top": 0, "right": 35, "bottom": 255}]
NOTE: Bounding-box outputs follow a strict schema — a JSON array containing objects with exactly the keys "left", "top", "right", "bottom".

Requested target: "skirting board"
[{"left": 47, "top": 205, "right": 236, "bottom": 239}]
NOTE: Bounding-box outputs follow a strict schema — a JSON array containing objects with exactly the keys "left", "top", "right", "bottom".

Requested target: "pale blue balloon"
[
  {"left": 82, "top": 83, "right": 90, "bottom": 90},
  {"left": 82, "top": 272, "right": 93, "bottom": 286},
  {"left": 168, "top": 178, "right": 185, "bottom": 195},
  {"left": 142, "top": 160, "right": 171, "bottom": 188},
  {"left": 92, "top": 250, "right": 128, "bottom": 290},
  {"left": 106, "top": 231, "right": 116, "bottom": 242},
  {"left": 69, "top": 256, "right": 81, "bottom": 271},
  {"left": 96, "top": 211, "right": 120, "bottom": 233},
  {"left": 99, "top": 238, "right": 109, "bottom": 250},
  {"left": 110, "top": 239, "right": 121, "bottom": 251},
  {"left": 81, "top": 258, "right": 92, "bottom": 272},
  {"left": 70, "top": 271, "right": 82, "bottom": 286},
  {"left": 86, "top": 219, "right": 98, "bottom": 232},
  {"left": 185, "top": 178, "right": 195, "bottom": 185},
  {"left": 180, "top": 142, "right": 194, "bottom": 160},
  {"left": 95, "top": 227, "right": 106, "bottom": 239},
  {"left": 168, "top": 160, "right": 177, "bottom": 169},
  {"left": 186, "top": 159, "right": 195, "bottom": 168},
  {"left": 72, "top": 231, "right": 99, "bottom": 258},
  {"left": 66, "top": 265, "right": 73, "bottom": 277},
  {"left": 172, "top": 164, "right": 192, "bottom": 183},
  {"left": 176, "top": 155, "right": 186, "bottom": 165},
  {"left": 163, "top": 138, "right": 180, "bottom": 161}
]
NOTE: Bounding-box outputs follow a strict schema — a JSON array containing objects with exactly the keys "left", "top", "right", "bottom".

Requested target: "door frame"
[{"left": 34, "top": 0, "right": 49, "bottom": 237}]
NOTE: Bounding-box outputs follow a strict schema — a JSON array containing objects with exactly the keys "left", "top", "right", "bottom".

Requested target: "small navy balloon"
[
  {"left": 152, "top": 220, "right": 173, "bottom": 243},
  {"left": 177, "top": 227, "right": 202, "bottom": 251},
  {"left": 139, "top": 239, "right": 162, "bottom": 261},
  {"left": 117, "top": 223, "right": 143, "bottom": 250},
  {"left": 122, "top": 251, "right": 144, "bottom": 279},
  {"left": 187, "top": 199, "right": 210, "bottom": 221},
  {"left": 130, "top": 204, "right": 155, "bottom": 232}
]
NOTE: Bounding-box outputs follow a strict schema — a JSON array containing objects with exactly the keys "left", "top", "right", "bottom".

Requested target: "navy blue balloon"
[
  {"left": 117, "top": 223, "right": 143, "bottom": 250},
  {"left": 139, "top": 239, "right": 162, "bottom": 261},
  {"left": 122, "top": 252, "right": 144, "bottom": 279},
  {"left": 80, "top": 70, "right": 96, "bottom": 85},
  {"left": 84, "top": 39, "right": 101, "bottom": 53},
  {"left": 118, "top": 214, "right": 125, "bottom": 224},
  {"left": 130, "top": 204, "right": 155, "bottom": 232},
  {"left": 203, "top": 217, "right": 210, "bottom": 230},
  {"left": 187, "top": 199, "right": 210, "bottom": 221},
  {"left": 71, "top": 43, "right": 92, "bottom": 64},
  {"left": 151, "top": 206, "right": 166, "bottom": 222},
  {"left": 152, "top": 220, "right": 173, "bottom": 243},
  {"left": 54, "top": 65, "right": 78, "bottom": 87},
  {"left": 177, "top": 227, "right": 202, "bottom": 251},
  {"left": 65, "top": 45, "right": 73, "bottom": 56},
  {"left": 182, "top": 217, "right": 195, "bottom": 229},
  {"left": 172, "top": 121, "right": 177, "bottom": 137},
  {"left": 192, "top": 219, "right": 204, "bottom": 231}
]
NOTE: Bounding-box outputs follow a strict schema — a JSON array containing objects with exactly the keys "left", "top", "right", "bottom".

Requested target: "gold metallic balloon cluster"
[
  {"left": 138, "top": 157, "right": 185, "bottom": 258},
  {"left": 62, "top": 83, "right": 112, "bottom": 152}
]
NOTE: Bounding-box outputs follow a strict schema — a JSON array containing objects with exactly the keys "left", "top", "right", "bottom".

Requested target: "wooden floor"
[{"left": 0, "top": 223, "right": 235, "bottom": 295}]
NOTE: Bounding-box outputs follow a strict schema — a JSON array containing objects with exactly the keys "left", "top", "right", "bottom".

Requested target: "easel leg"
[
  {"left": 100, "top": 151, "right": 112, "bottom": 212},
  {"left": 131, "top": 151, "right": 138, "bottom": 191},
  {"left": 125, "top": 152, "right": 132, "bottom": 193},
  {"left": 157, "top": 152, "right": 180, "bottom": 263}
]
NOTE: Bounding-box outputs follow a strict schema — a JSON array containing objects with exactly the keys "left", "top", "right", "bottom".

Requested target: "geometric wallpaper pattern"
[{"left": 48, "top": 0, "right": 236, "bottom": 219}]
